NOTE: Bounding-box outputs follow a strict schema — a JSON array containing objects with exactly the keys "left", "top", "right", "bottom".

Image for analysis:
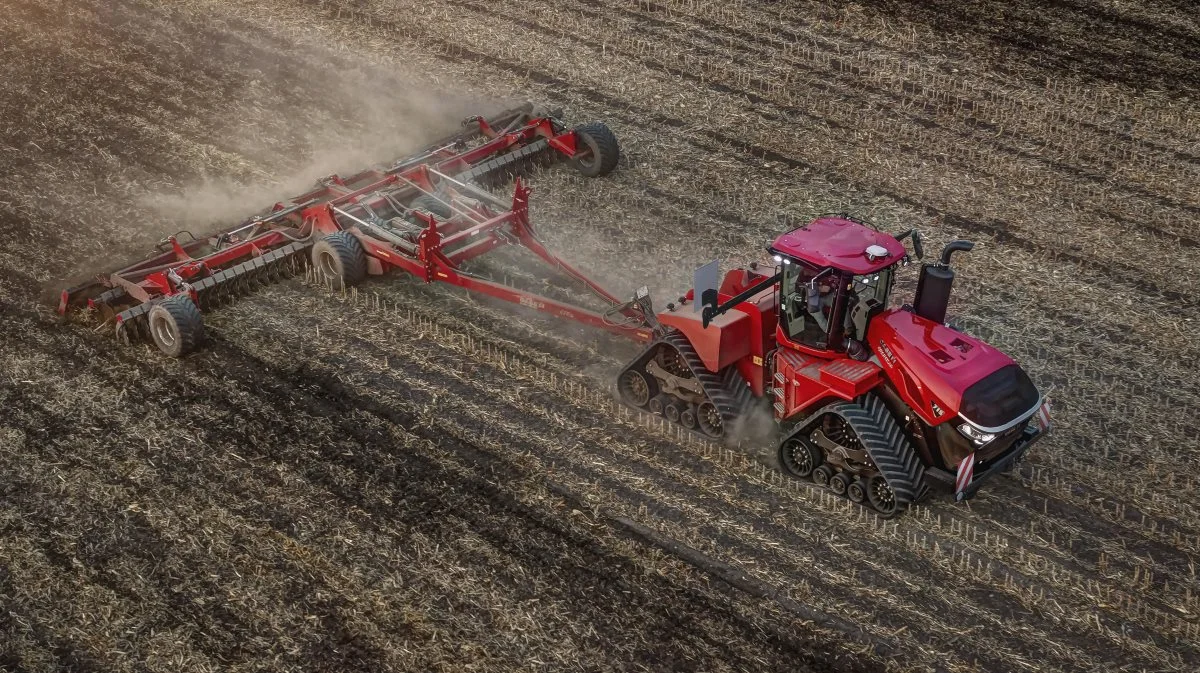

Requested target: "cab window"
[
  {"left": 851, "top": 267, "right": 893, "bottom": 308},
  {"left": 780, "top": 260, "right": 841, "bottom": 350}
]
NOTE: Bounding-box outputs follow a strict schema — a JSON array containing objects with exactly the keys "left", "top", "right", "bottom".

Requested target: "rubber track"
[
  {"left": 661, "top": 331, "right": 755, "bottom": 434},
  {"left": 835, "top": 393, "right": 927, "bottom": 509},
  {"left": 787, "top": 394, "right": 927, "bottom": 509}
]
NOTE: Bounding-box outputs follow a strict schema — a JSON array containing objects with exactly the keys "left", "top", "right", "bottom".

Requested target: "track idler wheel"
[
  {"left": 696, "top": 401, "right": 723, "bottom": 438},
  {"left": 311, "top": 231, "right": 367, "bottom": 290},
  {"left": 148, "top": 295, "right": 205, "bottom": 357},
  {"left": 779, "top": 436, "right": 822, "bottom": 478},
  {"left": 680, "top": 408, "right": 697, "bottom": 430},
  {"left": 618, "top": 369, "right": 657, "bottom": 408},
  {"left": 847, "top": 479, "right": 867, "bottom": 504},
  {"left": 812, "top": 465, "right": 834, "bottom": 488},
  {"left": 866, "top": 474, "right": 899, "bottom": 517},
  {"left": 570, "top": 122, "right": 620, "bottom": 178}
]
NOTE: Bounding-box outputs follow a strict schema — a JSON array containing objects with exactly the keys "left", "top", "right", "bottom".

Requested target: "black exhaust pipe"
[{"left": 913, "top": 240, "right": 974, "bottom": 324}]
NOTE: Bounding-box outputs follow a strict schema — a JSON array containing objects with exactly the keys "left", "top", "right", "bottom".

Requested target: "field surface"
[{"left": 1, "top": 1, "right": 1198, "bottom": 671}]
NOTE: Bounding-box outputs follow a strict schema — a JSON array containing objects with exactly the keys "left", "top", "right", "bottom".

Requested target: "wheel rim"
[
  {"left": 867, "top": 475, "right": 898, "bottom": 515},
  {"left": 697, "top": 402, "right": 722, "bottom": 437},
  {"left": 781, "top": 439, "right": 816, "bottom": 477},
  {"left": 665, "top": 404, "right": 680, "bottom": 423},
  {"left": 618, "top": 370, "right": 651, "bottom": 407},
  {"left": 848, "top": 481, "right": 866, "bottom": 503},
  {"left": 813, "top": 466, "right": 831, "bottom": 486},
  {"left": 661, "top": 348, "right": 690, "bottom": 377},
  {"left": 151, "top": 314, "right": 176, "bottom": 348},
  {"left": 648, "top": 398, "right": 664, "bottom": 415},
  {"left": 318, "top": 250, "right": 338, "bottom": 279},
  {"left": 574, "top": 135, "right": 598, "bottom": 169},
  {"left": 680, "top": 410, "right": 696, "bottom": 429}
]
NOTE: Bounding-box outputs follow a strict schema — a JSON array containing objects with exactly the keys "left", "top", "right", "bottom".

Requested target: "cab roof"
[{"left": 769, "top": 216, "right": 907, "bottom": 275}]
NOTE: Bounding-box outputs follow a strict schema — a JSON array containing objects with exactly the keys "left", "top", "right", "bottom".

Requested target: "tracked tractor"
[
  {"left": 58, "top": 106, "right": 1048, "bottom": 517},
  {"left": 617, "top": 215, "right": 1051, "bottom": 516}
]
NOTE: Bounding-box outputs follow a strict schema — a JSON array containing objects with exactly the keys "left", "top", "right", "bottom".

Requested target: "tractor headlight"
[{"left": 957, "top": 423, "right": 996, "bottom": 445}]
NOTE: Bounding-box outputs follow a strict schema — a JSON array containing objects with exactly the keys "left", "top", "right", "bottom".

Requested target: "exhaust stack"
[{"left": 913, "top": 240, "right": 974, "bottom": 324}]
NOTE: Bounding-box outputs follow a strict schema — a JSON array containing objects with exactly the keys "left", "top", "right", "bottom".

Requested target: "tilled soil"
[{"left": 1, "top": 0, "right": 1198, "bottom": 671}]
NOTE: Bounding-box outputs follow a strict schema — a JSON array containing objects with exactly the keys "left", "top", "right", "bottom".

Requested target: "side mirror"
[
  {"left": 912, "top": 231, "right": 925, "bottom": 260},
  {"left": 806, "top": 283, "right": 820, "bottom": 312}
]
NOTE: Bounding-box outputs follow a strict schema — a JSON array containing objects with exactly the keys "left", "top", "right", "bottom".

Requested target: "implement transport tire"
[
  {"left": 312, "top": 231, "right": 367, "bottom": 290},
  {"left": 570, "top": 122, "right": 620, "bottom": 178},
  {"left": 148, "top": 294, "right": 205, "bottom": 357}
]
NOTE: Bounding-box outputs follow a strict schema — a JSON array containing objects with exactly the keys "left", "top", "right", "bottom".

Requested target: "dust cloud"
[{"left": 138, "top": 47, "right": 511, "bottom": 232}]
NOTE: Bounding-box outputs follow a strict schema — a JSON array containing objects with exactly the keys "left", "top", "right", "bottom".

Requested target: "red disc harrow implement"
[{"left": 58, "top": 104, "right": 652, "bottom": 356}]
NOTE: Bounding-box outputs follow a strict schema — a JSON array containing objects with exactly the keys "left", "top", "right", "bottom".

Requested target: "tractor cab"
[{"left": 770, "top": 216, "right": 906, "bottom": 356}]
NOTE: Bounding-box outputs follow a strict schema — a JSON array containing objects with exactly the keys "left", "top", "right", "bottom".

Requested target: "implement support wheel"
[
  {"left": 148, "top": 294, "right": 205, "bottom": 357},
  {"left": 312, "top": 231, "right": 367, "bottom": 290},
  {"left": 570, "top": 122, "right": 620, "bottom": 178}
]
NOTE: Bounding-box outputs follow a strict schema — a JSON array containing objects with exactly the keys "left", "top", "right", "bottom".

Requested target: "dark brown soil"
[{"left": 2, "top": 1, "right": 1198, "bottom": 672}]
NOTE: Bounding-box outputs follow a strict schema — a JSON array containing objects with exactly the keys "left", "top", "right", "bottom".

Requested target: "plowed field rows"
[{"left": 1, "top": 0, "right": 1197, "bottom": 671}]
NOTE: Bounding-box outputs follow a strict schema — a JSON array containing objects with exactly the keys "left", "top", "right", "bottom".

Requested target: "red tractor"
[
  {"left": 58, "top": 105, "right": 1048, "bottom": 517},
  {"left": 618, "top": 215, "right": 1052, "bottom": 516}
]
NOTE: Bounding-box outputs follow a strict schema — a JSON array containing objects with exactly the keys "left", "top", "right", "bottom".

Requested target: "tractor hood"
[{"left": 866, "top": 308, "right": 1040, "bottom": 428}]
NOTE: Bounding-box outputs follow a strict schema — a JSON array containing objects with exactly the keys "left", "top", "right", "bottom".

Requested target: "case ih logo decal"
[
  {"left": 877, "top": 341, "right": 896, "bottom": 366},
  {"left": 931, "top": 401, "right": 945, "bottom": 417}
]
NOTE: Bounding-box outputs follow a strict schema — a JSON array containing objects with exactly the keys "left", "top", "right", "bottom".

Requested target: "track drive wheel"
[
  {"left": 779, "top": 436, "right": 822, "bottom": 478},
  {"left": 148, "top": 294, "right": 205, "bottom": 357},
  {"left": 570, "top": 122, "right": 620, "bottom": 177},
  {"left": 618, "top": 369, "right": 657, "bottom": 408},
  {"left": 311, "top": 231, "right": 367, "bottom": 290}
]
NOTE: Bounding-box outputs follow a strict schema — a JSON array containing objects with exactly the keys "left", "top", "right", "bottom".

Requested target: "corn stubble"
[{"left": 1, "top": 0, "right": 1198, "bottom": 672}]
